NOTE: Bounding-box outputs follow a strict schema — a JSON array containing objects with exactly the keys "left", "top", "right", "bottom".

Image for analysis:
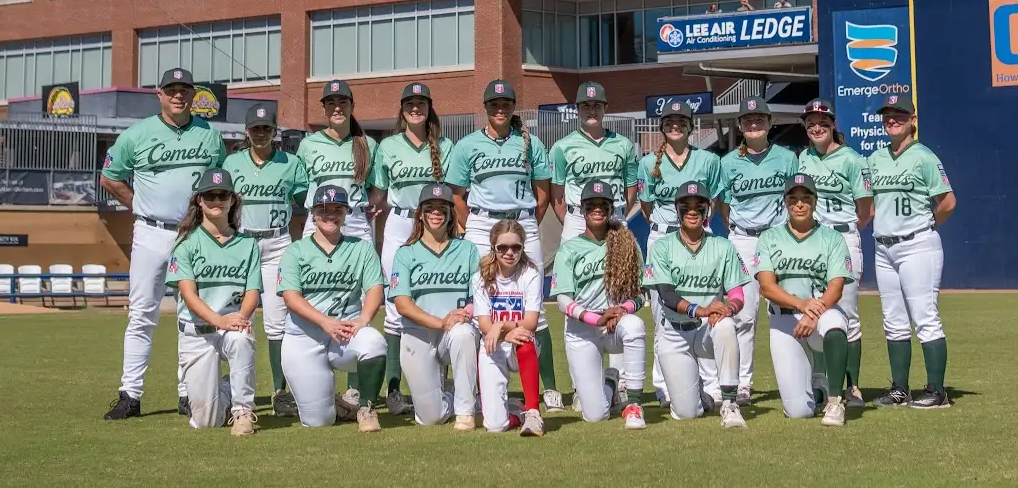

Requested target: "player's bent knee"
[
  {"left": 782, "top": 399, "right": 815, "bottom": 419},
  {"left": 817, "top": 309, "right": 848, "bottom": 337},
  {"left": 712, "top": 318, "right": 738, "bottom": 345},
  {"left": 446, "top": 322, "right": 478, "bottom": 344},
  {"left": 299, "top": 410, "right": 337, "bottom": 428},
  {"left": 617, "top": 315, "right": 646, "bottom": 339},
  {"left": 351, "top": 326, "right": 387, "bottom": 359}
]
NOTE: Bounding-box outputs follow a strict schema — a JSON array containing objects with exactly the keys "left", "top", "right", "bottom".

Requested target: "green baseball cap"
[
  {"left": 195, "top": 168, "right": 234, "bottom": 193},
  {"left": 320, "top": 80, "right": 354, "bottom": 102},
  {"left": 419, "top": 183, "right": 454, "bottom": 205},
  {"left": 876, "top": 95, "right": 915, "bottom": 115},
  {"left": 483, "top": 79, "right": 517, "bottom": 102},
  {"left": 580, "top": 180, "right": 614, "bottom": 202},
  {"left": 576, "top": 81, "right": 607, "bottom": 103},
  {"left": 801, "top": 98, "right": 835, "bottom": 121},
  {"left": 738, "top": 96, "right": 771, "bottom": 117},
  {"left": 784, "top": 173, "right": 817, "bottom": 196},
  {"left": 245, "top": 103, "right": 276, "bottom": 129},
  {"left": 660, "top": 100, "right": 693, "bottom": 120},
  {"left": 674, "top": 180, "right": 710, "bottom": 203},
  {"left": 401, "top": 82, "right": 431, "bottom": 102},
  {"left": 312, "top": 184, "right": 349, "bottom": 208}
]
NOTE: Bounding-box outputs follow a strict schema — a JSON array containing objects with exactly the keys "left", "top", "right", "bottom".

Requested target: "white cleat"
[
  {"left": 622, "top": 404, "right": 647, "bottom": 430},
  {"left": 821, "top": 397, "right": 846, "bottom": 427},
  {"left": 736, "top": 386, "right": 752, "bottom": 406},
  {"left": 571, "top": 390, "right": 582, "bottom": 413},
  {"left": 520, "top": 409, "right": 545, "bottom": 437},
  {"left": 334, "top": 389, "right": 359, "bottom": 422},
  {"left": 543, "top": 390, "right": 565, "bottom": 411},
  {"left": 720, "top": 400, "right": 747, "bottom": 429}
]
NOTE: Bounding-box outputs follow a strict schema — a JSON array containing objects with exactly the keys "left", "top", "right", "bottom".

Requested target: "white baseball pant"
[
  {"left": 301, "top": 207, "right": 374, "bottom": 240},
  {"left": 564, "top": 314, "right": 646, "bottom": 422},
  {"left": 178, "top": 325, "right": 256, "bottom": 429},
  {"left": 769, "top": 308, "right": 848, "bottom": 418},
  {"left": 120, "top": 219, "right": 184, "bottom": 400},
  {"left": 382, "top": 210, "right": 415, "bottom": 336},
  {"left": 400, "top": 323, "right": 479, "bottom": 425},
  {"left": 657, "top": 316, "right": 739, "bottom": 420},
  {"left": 560, "top": 207, "right": 629, "bottom": 374},
  {"left": 645, "top": 227, "right": 720, "bottom": 402},
  {"left": 836, "top": 228, "right": 864, "bottom": 342},
  {"left": 280, "top": 324, "right": 387, "bottom": 428},
  {"left": 874, "top": 229, "right": 945, "bottom": 343},
  {"left": 252, "top": 233, "right": 291, "bottom": 341},
  {"left": 464, "top": 211, "right": 547, "bottom": 332},
  {"left": 728, "top": 230, "right": 763, "bottom": 389},
  {"left": 478, "top": 339, "right": 540, "bottom": 433}
]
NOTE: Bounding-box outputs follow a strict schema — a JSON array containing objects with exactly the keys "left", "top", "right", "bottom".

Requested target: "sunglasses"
[
  {"left": 786, "top": 195, "right": 815, "bottom": 205},
  {"left": 495, "top": 244, "right": 523, "bottom": 254},
  {"left": 201, "top": 191, "right": 231, "bottom": 202},
  {"left": 583, "top": 202, "right": 611, "bottom": 213},
  {"left": 677, "top": 203, "right": 709, "bottom": 215}
]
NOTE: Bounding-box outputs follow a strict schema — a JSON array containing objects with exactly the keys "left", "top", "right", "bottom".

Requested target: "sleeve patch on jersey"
[
  {"left": 637, "top": 178, "right": 645, "bottom": 192},
  {"left": 751, "top": 252, "right": 761, "bottom": 267},
  {"left": 739, "top": 255, "right": 749, "bottom": 274},
  {"left": 844, "top": 256, "right": 853, "bottom": 273},
  {"left": 938, "top": 165, "right": 950, "bottom": 184},
  {"left": 103, "top": 151, "right": 113, "bottom": 169},
  {"left": 169, "top": 257, "right": 179, "bottom": 273},
  {"left": 861, "top": 168, "right": 872, "bottom": 190},
  {"left": 276, "top": 268, "right": 283, "bottom": 285},
  {"left": 550, "top": 273, "right": 557, "bottom": 289},
  {"left": 390, "top": 272, "right": 399, "bottom": 289},
  {"left": 644, "top": 263, "right": 654, "bottom": 279}
]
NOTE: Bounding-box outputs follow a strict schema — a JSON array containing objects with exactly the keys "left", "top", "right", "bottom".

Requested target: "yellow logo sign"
[
  {"left": 46, "top": 86, "right": 75, "bottom": 116},
  {"left": 191, "top": 85, "right": 221, "bottom": 118}
]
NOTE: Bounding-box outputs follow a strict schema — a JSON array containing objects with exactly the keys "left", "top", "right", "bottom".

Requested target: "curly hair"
[
  {"left": 603, "top": 220, "right": 643, "bottom": 304},
  {"left": 478, "top": 220, "right": 536, "bottom": 297},
  {"left": 393, "top": 103, "right": 445, "bottom": 181}
]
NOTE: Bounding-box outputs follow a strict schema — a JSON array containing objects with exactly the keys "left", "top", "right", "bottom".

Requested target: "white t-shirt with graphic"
[{"left": 471, "top": 265, "right": 543, "bottom": 325}]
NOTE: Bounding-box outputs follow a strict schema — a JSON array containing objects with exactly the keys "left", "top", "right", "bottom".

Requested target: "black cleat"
[
  {"left": 909, "top": 386, "right": 950, "bottom": 409},
  {"left": 178, "top": 396, "right": 191, "bottom": 416},
  {"left": 103, "top": 391, "right": 141, "bottom": 420},
  {"left": 873, "top": 384, "right": 911, "bottom": 408}
]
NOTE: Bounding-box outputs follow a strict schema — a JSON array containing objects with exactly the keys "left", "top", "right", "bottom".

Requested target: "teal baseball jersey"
[
  {"left": 719, "top": 145, "right": 799, "bottom": 230},
  {"left": 389, "top": 238, "right": 479, "bottom": 329},
  {"left": 550, "top": 130, "right": 638, "bottom": 209},
  {"left": 445, "top": 129, "right": 552, "bottom": 211},
  {"left": 754, "top": 224, "right": 854, "bottom": 301},
  {"left": 373, "top": 134, "right": 454, "bottom": 210},
  {"left": 867, "top": 142, "right": 953, "bottom": 238},
  {"left": 221, "top": 149, "right": 309, "bottom": 230},
  {"left": 102, "top": 115, "right": 227, "bottom": 223},
  {"left": 637, "top": 148, "right": 723, "bottom": 226},
  {"left": 798, "top": 145, "right": 873, "bottom": 226},
  {"left": 277, "top": 235, "right": 384, "bottom": 337},
  {"left": 550, "top": 235, "right": 643, "bottom": 312},
  {"left": 295, "top": 131, "right": 378, "bottom": 210},
  {"left": 166, "top": 228, "right": 262, "bottom": 328}
]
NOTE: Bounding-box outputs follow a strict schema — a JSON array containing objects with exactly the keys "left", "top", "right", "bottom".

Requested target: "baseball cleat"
[
  {"left": 453, "top": 415, "right": 475, "bottom": 431},
  {"left": 272, "top": 389, "right": 298, "bottom": 417},
  {"left": 873, "top": 385, "right": 911, "bottom": 408},
  {"left": 615, "top": 376, "right": 629, "bottom": 409},
  {"left": 604, "top": 368, "right": 622, "bottom": 410},
  {"left": 710, "top": 390, "right": 724, "bottom": 404},
  {"left": 720, "top": 400, "right": 747, "bottom": 429},
  {"left": 571, "top": 390, "right": 582, "bottom": 413},
  {"left": 700, "top": 388, "right": 716, "bottom": 414},
  {"left": 520, "top": 409, "right": 545, "bottom": 437},
  {"left": 102, "top": 391, "right": 140, "bottom": 420},
  {"left": 812, "top": 373, "right": 830, "bottom": 412},
  {"left": 178, "top": 396, "right": 190, "bottom": 416},
  {"left": 736, "top": 386, "right": 752, "bottom": 406},
  {"left": 228, "top": 409, "right": 257, "bottom": 436},
  {"left": 846, "top": 385, "right": 865, "bottom": 408},
  {"left": 385, "top": 389, "right": 413, "bottom": 415},
  {"left": 909, "top": 386, "right": 951, "bottom": 409},
  {"left": 622, "top": 404, "right": 647, "bottom": 430},
  {"left": 357, "top": 404, "right": 382, "bottom": 433},
  {"left": 543, "top": 389, "right": 565, "bottom": 411},
  {"left": 656, "top": 389, "right": 671, "bottom": 410},
  {"left": 334, "top": 390, "right": 359, "bottom": 422},
  {"left": 821, "top": 397, "right": 846, "bottom": 426}
]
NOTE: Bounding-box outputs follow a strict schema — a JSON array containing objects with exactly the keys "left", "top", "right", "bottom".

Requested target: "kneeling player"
[
  {"left": 278, "top": 185, "right": 388, "bottom": 432},
  {"left": 551, "top": 180, "right": 647, "bottom": 430},
  {"left": 167, "top": 169, "right": 261, "bottom": 436},
  {"left": 643, "top": 181, "right": 750, "bottom": 428}
]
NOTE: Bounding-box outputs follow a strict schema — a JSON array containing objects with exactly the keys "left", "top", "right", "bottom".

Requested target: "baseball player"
[
  {"left": 637, "top": 101, "right": 725, "bottom": 409},
  {"left": 473, "top": 220, "right": 545, "bottom": 436},
  {"left": 797, "top": 99, "right": 873, "bottom": 408},
  {"left": 220, "top": 103, "right": 308, "bottom": 418},
  {"left": 374, "top": 82, "right": 455, "bottom": 415},
  {"left": 755, "top": 173, "right": 853, "bottom": 427},
  {"left": 277, "top": 184, "right": 388, "bottom": 432},
  {"left": 446, "top": 79, "right": 563, "bottom": 411},
  {"left": 718, "top": 96, "right": 799, "bottom": 406},
  {"left": 868, "top": 96, "right": 956, "bottom": 409},
  {"left": 101, "top": 67, "right": 227, "bottom": 420},
  {"left": 643, "top": 181, "right": 750, "bottom": 428},
  {"left": 390, "top": 183, "right": 480, "bottom": 430},
  {"left": 550, "top": 180, "right": 647, "bottom": 430},
  {"left": 165, "top": 168, "right": 261, "bottom": 435},
  {"left": 550, "top": 82, "right": 638, "bottom": 405}
]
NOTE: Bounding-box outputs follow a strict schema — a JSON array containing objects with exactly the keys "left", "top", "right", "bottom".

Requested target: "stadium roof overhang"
[{"left": 658, "top": 43, "right": 819, "bottom": 82}]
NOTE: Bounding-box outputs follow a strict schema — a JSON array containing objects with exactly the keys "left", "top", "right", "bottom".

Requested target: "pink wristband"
[
  {"left": 462, "top": 304, "right": 474, "bottom": 316},
  {"left": 581, "top": 311, "right": 602, "bottom": 326},
  {"left": 726, "top": 285, "right": 745, "bottom": 314},
  {"left": 621, "top": 300, "right": 637, "bottom": 314}
]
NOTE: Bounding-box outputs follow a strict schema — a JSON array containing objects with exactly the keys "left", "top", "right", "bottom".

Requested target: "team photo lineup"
[{"left": 97, "top": 67, "right": 956, "bottom": 437}]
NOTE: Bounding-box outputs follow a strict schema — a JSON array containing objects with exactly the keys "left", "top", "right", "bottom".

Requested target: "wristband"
[
  {"left": 687, "top": 303, "right": 699, "bottom": 318},
  {"left": 621, "top": 300, "right": 637, "bottom": 314},
  {"left": 581, "top": 311, "right": 602, "bottom": 326}
]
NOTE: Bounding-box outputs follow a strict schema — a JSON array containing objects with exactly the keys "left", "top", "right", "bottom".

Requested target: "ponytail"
[
  {"left": 509, "top": 115, "right": 531, "bottom": 167},
  {"left": 651, "top": 141, "right": 666, "bottom": 180},
  {"left": 603, "top": 220, "right": 642, "bottom": 305},
  {"left": 394, "top": 103, "right": 445, "bottom": 181},
  {"left": 738, "top": 141, "right": 749, "bottom": 157},
  {"left": 350, "top": 116, "right": 370, "bottom": 183}
]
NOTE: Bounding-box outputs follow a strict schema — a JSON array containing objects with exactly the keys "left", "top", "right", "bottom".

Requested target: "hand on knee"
[
  {"left": 616, "top": 315, "right": 646, "bottom": 340},
  {"left": 446, "top": 322, "right": 479, "bottom": 345},
  {"left": 712, "top": 318, "right": 738, "bottom": 345},
  {"left": 352, "top": 326, "right": 387, "bottom": 359},
  {"left": 817, "top": 309, "right": 848, "bottom": 336}
]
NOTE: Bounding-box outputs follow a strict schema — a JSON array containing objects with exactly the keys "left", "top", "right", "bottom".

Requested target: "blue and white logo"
[
  {"left": 845, "top": 22, "right": 899, "bottom": 82},
  {"left": 659, "top": 24, "right": 684, "bottom": 48}
]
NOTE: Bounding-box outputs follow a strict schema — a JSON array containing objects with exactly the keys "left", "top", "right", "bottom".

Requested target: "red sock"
[
  {"left": 516, "top": 341, "right": 540, "bottom": 411},
  {"left": 507, "top": 414, "right": 521, "bottom": 430}
]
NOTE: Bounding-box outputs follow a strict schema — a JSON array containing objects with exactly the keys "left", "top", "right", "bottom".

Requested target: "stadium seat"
[
  {"left": 0, "top": 264, "right": 13, "bottom": 296},
  {"left": 49, "top": 264, "right": 76, "bottom": 307},
  {"left": 17, "top": 265, "right": 43, "bottom": 304},
  {"left": 81, "top": 264, "right": 109, "bottom": 305}
]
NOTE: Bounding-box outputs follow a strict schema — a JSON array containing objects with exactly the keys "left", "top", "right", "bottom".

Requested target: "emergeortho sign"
[{"left": 657, "top": 7, "right": 813, "bottom": 53}]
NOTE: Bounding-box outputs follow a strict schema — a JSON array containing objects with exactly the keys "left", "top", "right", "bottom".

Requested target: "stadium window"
[
  {"left": 310, "top": 0, "right": 475, "bottom": 77},
  {"left": 136, "top": 17, "right": 281, "bottom": 87},
  {"left": 0, "top": 34, "right": 112, "bottom": 101}
]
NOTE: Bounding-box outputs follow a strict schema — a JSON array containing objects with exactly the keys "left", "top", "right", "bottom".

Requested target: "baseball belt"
[
  {"left": 729, "top": 224, "right": 769, "bottom": 237},
  {"left": 243, "top": 227, "right": 288, "bottom": 240},
  {"left": 138, "top": 216, "right": 178, "bottom": 231},
  {"left": 469, "top": 207, "right": 534, "bottom": 220},
  {"left": 392, "top": 206, "right": 415, "bottom": 218},
  {"left": 874, "top": 225, "right": 935, "bottom": 246}
]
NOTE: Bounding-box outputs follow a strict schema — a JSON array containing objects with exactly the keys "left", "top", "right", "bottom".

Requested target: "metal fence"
[{"left": 0, "top": 113, "right": 98, "bottom": 172}]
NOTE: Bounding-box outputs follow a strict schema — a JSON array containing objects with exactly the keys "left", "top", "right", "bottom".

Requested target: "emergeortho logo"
[
  {"left": 836, "top": 83, "right": 910, "bottom": 98},
  {"left": 845, "top": 22, "right": 899, "bottom": 82}
]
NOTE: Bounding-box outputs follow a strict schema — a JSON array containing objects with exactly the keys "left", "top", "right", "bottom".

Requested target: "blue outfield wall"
[{"left": 818, "top": 0, "right": 1018, "bottom": 289}]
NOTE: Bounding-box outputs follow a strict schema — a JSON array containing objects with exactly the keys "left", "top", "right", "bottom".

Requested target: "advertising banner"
[
  {"left": 50, "top": 171, "right": 96, "bottom": 205},
  {"left": 0, "top": 171, "right": 50, "bottom": 205},
  {"left": 645, "top": 92, "right": 713, "bottom": 118},
  {"left": 191, "top": 83, "right": 229, "bottom": 122},
  {"left": 657, "top": 7, "right": 812, "bottom": 54},
  {"left": 40, "top": 82, "right": 80, "bottom": 117}
]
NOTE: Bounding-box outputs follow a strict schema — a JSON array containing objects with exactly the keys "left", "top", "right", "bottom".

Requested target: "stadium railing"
[{"left": 0, "top": 273, "right": 173, "bottom": 304}]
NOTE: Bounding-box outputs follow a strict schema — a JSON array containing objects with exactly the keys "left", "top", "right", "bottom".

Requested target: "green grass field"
[{"left": 1, "top": 294, "right": 1015, "bottom": 487}]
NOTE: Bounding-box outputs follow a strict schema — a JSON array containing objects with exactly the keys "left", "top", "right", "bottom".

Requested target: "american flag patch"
[
  {"left": 169, "top": 257, "right": 179, "bottom": 273},
  {"left": 103, "top": 152, "right": 113, "bottom": 169},
  {"left": 550, "top": 273, "right": 557, "bottom": 289},
  {"left": 845, "top": 256, "right": 853, "bottom": 273},
  {"left": 939, "top": 165, "right": 950, "bottom": 184},
  {"left": 644, "top": 263, "right": 654, "bottom": 279},
  {"left": 739, "top": 256, "right": 749, "bottom": 274},
  {"left": 862, "top": 169, "right": 872, "bottom": 190},
  {"left": 276, "top": 268, "right": 283, "bottom": 285},
  {"left": 637, "top": 178, "right": 645, "bottom": 193},
  {"left": 390, "top": 272, "right": 399, "bottom": 288},
  {"left": 752, "top": 253, "right": 761, "bottom": 267}
]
